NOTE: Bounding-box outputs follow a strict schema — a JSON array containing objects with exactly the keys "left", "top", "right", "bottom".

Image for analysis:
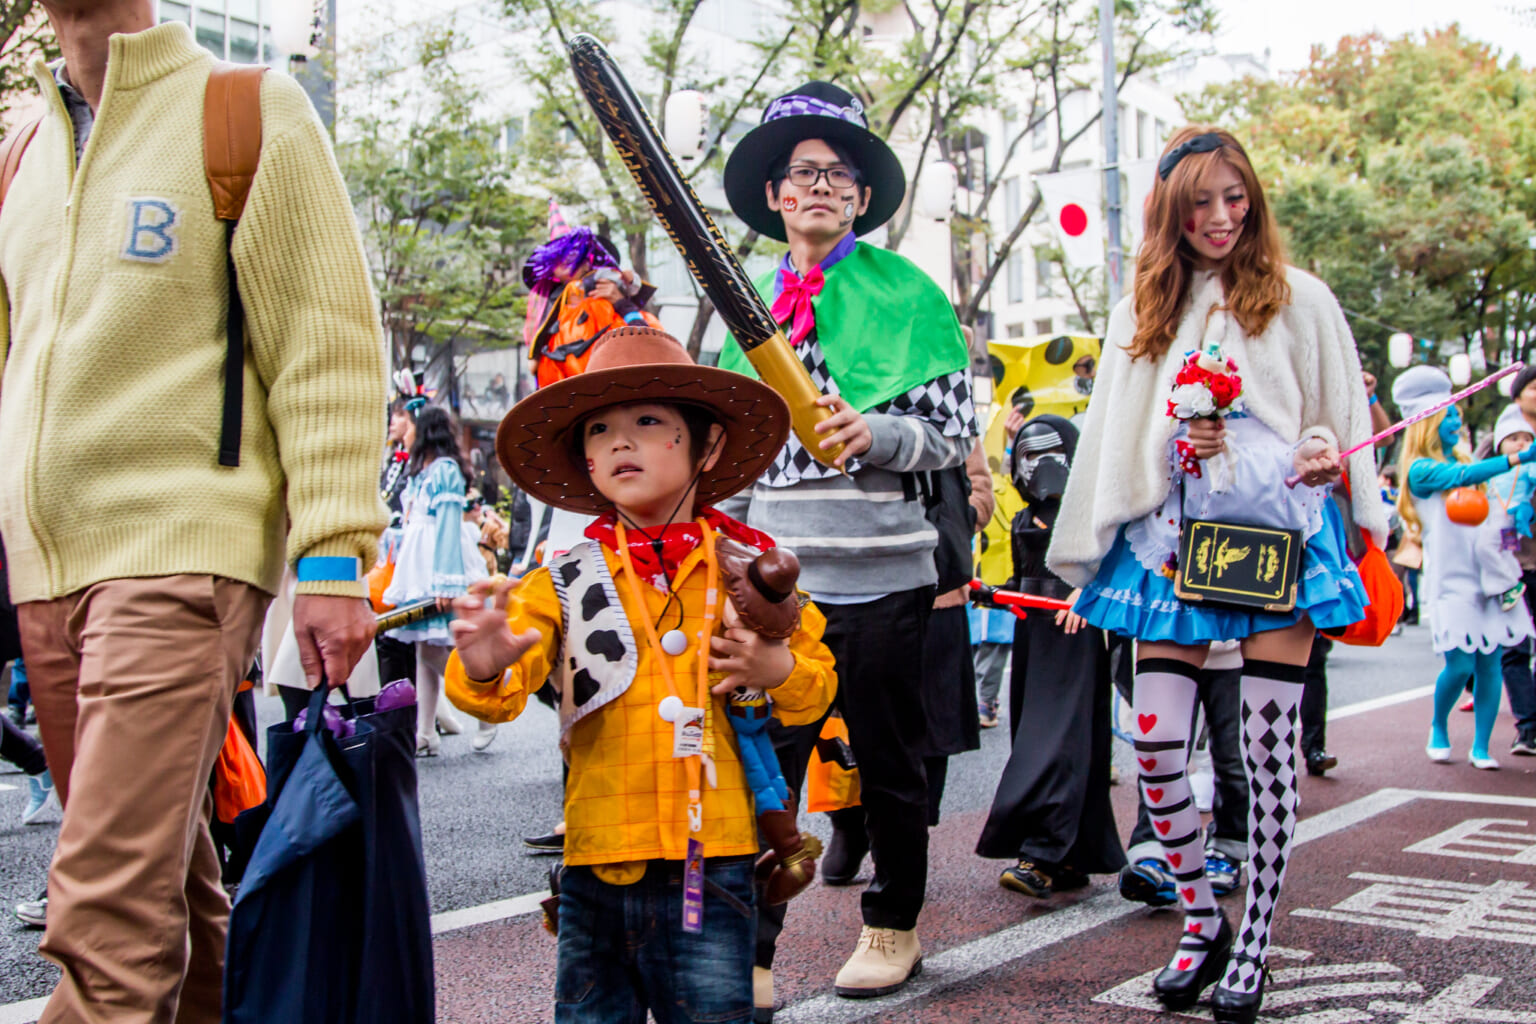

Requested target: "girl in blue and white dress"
[
  {"left": 382, "top": 405, "right": 491, "bottom": 755},
  {"left": 1047, "top": 127, "right": 1384, "bottom": 1024},
  {"left": 1393, "top": 368, "right": 1536, "bottom": 770}
]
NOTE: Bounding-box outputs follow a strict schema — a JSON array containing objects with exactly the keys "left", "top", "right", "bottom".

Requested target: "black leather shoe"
[
  {"left": 1211, "top": 954, "right": 1268, "bottom": 1024},
  {"left": 1304, "top": 749, "right": 1338, "bottom": 776},
  {"left": 1151, "top": 913, "right": 1233, "bottom": 1011},
  {"left": 522, "top": 831, "right": 565, "bottom": 854},
  {"left": 820, "top": 821, "right": 869, "bottom": 886}
]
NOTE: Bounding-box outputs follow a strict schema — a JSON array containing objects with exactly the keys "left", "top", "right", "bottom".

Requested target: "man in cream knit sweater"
[{"left": 0, "top": 2, "right": 388, "bottom": 1021}]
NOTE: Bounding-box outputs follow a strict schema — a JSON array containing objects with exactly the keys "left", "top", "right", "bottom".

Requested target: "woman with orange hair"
[{"left": 1048, "top": 128, "right": 1386, "bottom": 1023}]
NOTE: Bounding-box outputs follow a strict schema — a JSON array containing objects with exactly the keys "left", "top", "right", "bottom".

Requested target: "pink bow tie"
[{"left": 771, "top": 264, "right": 824, "bottom": 347}]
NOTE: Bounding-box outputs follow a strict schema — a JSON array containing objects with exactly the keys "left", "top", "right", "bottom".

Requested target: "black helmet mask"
[{"left": 1009, "top": 415, "right": 1079, "bottom": 505}]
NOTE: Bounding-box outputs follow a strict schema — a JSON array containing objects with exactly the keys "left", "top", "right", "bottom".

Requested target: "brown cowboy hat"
[{"left": 496, "top": 326, "right": 790, "bottom": 514}]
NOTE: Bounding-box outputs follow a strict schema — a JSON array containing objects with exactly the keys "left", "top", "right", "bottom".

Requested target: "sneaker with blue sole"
[
  {"left": 1204, "top": 852, "right": 1242, "bottom": 897},
  {"left": 1119, "top": 858, "right": 1177, "bottom": 907},
  {"left": 22, "top": 770, "right": 56, "bottom": 825}
]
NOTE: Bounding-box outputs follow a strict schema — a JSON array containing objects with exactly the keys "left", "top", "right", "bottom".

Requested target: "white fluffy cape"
[{"left": 1047, "top": 267, "right": 1389, "bottom": 588}]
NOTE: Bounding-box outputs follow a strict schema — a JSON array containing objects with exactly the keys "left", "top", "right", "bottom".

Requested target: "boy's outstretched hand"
[
  {"left": 708, "top": 601, "right": 795, "bottom": 694},
  {"left": 451, "top": 578, "right": 540, "bottom": 682}
]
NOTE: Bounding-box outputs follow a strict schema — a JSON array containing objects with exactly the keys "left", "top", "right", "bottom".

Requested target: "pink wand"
[{"left": 1284, "top": 362, "right": 1525, "bottom": 488}]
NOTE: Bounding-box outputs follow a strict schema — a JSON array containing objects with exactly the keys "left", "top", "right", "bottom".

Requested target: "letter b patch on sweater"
[{"left": 122, "top": 197, "right": 182, "bottom": 263}]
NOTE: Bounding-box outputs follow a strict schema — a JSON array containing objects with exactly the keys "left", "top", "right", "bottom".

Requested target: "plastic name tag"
[
  {"left": 672, "top": 706, "right": 705, "bottom": 758},
  {"left": 682, "top": 838, "right": 705, "bottom": 934}
]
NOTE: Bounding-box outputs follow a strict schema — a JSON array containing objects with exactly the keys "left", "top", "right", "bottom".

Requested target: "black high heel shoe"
[
  {"left": 1151, "top": 912, "right": 1233, "bottom": 1010},
  {"left": 1211, "top": 953, "right": 1269, "bottom": 1024}
]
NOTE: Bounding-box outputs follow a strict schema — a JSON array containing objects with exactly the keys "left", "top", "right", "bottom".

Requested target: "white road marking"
[
  {"left": 1326, "top": 684, "right": 1435, "bottom": 720},
  {"left": 0, "top": 1000, "right": 47, "bottom": 1024},
  {"left": 1405, "top": 818, "right": 1536, "bottom": 864},
  {"left": 429, "top": 890, "right": 549, "bottom": 935},
  {"left": 1294, "top": 873, "right": 1536, "bottom": 945}
]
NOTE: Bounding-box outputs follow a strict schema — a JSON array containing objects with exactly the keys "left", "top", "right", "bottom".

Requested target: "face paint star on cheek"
[
  {"left": 586, "top": 459, "right": 595, "bottom": 471},
  {"left": 843, "top": 202, "right": 855, "bottom": 219},
  {"left": 781, "top": 196, "right": 798, "bottom": 212}
]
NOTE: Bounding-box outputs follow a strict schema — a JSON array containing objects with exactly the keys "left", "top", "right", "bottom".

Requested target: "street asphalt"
[{"left": 0, "top": 621, "right": 1470, "bottom": 1009}]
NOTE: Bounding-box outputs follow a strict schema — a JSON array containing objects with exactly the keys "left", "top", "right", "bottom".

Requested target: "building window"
[
  {"left": 1137, "top": 111, "right": 1149, "bottom": 159},
  {"left": 1004, "top": 176, "right": 1021, "bottom": 226},
  {"left": 1035, "top": 251, "right": 1053, "bottom": 298},
  {"left": 196, "top": 7, "right": 227, "bottom": 58},
  {"left": 1155, "top": 119, "right": 1169, "bottom": 150},
  {"left": 1117, "top": 102, "right": 1129, "bottom": 159},
  {"left": 1033, "top": 318, "right": 1053, "bottom": 336},
  {"left": 1006, "top": 322, "right": 1025, "bottom": 339},
  {"left": 502, "top": 117, "right": 524, "bottom": 153},
  {"left": 159, "top": 0, "right": 190, "bottom": 23},
  {"left": 229, "top": 17, "right": 260, "bottom": 64},
  {"left": 1007, "top": 250, "right": 1025, "bottom": 305},
  {"left": 1031, "top": 116, "right": 1047, "bottom": 151}
]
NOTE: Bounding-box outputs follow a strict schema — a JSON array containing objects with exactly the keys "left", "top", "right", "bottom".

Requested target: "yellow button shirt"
[{"left": 445, "top": 539, "right": 837, "bottom": 880}]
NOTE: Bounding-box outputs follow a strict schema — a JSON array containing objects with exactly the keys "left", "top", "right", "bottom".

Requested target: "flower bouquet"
[{"left": 1168, "top": 341, "right": 1243, "bottom": 486}]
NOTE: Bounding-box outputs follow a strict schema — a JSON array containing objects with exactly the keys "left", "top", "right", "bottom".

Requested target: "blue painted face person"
[{"left": 1438, "top": 405, "right": 1463, "bottom": 452}]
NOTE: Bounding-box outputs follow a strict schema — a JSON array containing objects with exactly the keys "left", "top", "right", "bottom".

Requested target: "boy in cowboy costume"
[
  {"left": 445, "top": 326, "right": 836, "bottom": 1023},
  {"left": 717, "top": 82, "right": 976, "bottom": 1006}
]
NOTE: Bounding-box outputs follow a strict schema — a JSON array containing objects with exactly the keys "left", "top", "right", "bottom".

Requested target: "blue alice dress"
[
  {"left": 381, "top": 457, "right": 489, "bottom": 645},
  {"left": 1074, "top": 410, "right": 1368, "bottom": 646}
]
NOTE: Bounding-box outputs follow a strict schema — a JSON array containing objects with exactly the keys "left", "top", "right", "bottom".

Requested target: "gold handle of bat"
[{"left": 745, "top": 330, "right": 844, "bottom": 468}]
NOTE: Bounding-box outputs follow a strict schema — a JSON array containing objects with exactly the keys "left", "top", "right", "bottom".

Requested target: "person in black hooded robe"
[{"left": 975, "top": 414, "right": 1127, "bottom": 896}]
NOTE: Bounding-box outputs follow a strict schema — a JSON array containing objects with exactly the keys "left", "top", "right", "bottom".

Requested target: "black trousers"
[
  {"left": 824, "top": 588, "right": 934, "bottom": 930},
  {"left": 0, "top": 711, "right": 47, "bottom": 775},
  {"left": 1126, "top": 661, "right": 1246, "bottom": 857},
  {"left": 1301, "top": 634, "right": 1331, "bottom": 756},
  {"left": 1500, "top": 568, "right": 1536, "bottom": 737}
]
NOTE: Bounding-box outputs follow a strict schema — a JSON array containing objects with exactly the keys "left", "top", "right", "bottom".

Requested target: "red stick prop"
[
  {"left": 1282, "top": 362, "right": 1524, "bottom": 488},
  {"left": 967, "top": 579, "right": 1074, "bottom": 619}
]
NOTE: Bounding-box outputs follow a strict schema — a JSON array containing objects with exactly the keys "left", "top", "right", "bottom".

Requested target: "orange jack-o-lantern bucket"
[{"left": 1445, "top": 487, "right": 1489, "bottom": 526}]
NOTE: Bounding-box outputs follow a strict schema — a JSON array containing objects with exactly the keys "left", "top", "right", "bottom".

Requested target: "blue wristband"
[
  {"left": 1369, "top": 394, "right": 1379, "bottom": 406},
  {"left": 296, "top": 556, "right": 362, "bottom": 583}
]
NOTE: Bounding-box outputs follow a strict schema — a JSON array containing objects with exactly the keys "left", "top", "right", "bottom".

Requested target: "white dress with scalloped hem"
[{"left": 1417, "top": 490, "right": 1535, "bottom": 654}]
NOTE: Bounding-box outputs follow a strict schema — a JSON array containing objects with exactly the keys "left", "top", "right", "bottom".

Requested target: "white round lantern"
[
  {"left": 914, "top": 161, "right": 958, "bottom": 221},
  {"left": 1388, "top": 332, "right": 1414, "bottom": 369},
  {"left": 1448, "top": 352, "right": 1472, "bottom": 387},
  {"left": 664, "top": 90, "right": 708, "bottom": 163},
  {"left": 271, "top": 0, "right": 321, "bottom": 59}
]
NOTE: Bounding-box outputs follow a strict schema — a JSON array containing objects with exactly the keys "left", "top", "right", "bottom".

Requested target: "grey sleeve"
[
  {"left": 862, "top": 413, "right": 972, "bottom": 473},
  {"left": 716, "top": 489, "right": 754, "bottom": 523}
]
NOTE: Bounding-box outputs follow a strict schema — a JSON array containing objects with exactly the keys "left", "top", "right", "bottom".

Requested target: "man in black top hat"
[{"left": 718, "top": 81, "right": 976, "bottom": 1011}]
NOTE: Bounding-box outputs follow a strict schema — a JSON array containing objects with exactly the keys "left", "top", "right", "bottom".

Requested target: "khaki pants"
[{"left": 18, "top": 575, "right": 268, "bottom": 1024}]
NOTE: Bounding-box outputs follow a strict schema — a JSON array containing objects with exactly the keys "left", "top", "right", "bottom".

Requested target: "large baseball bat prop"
[{"left": 566, "top": 33, "right": 842, "bottom": 466}]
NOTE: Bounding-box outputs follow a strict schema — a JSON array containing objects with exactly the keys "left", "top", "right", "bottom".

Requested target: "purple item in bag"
[
  {"left": 292, "top": 703, "right": 356, "bottom": 740},
  {"left": 375, "top": 678, "right": 417, "bottom": 713}
]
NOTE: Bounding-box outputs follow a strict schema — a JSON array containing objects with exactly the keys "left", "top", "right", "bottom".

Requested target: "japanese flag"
[{"left": 1034, "top": 167, "right": 1103, "bottom": 270}]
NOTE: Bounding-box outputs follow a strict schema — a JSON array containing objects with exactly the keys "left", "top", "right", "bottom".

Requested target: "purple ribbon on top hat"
[{"left": 763, "top": 94, "right": 867, "bottom": 127}]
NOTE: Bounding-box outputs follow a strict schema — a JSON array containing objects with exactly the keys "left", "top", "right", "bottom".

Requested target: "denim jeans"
[{"left": 556, "top": 856, "right": 756, "bottom": 1024}]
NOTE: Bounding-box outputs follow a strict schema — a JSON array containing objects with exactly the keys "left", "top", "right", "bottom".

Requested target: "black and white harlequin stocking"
[
  {"left": 1223, "top": 659, "right": 1306, "bottom": 995},
  {"left": 1132, "top": 659, "right": 1222, "bottom": 973}
]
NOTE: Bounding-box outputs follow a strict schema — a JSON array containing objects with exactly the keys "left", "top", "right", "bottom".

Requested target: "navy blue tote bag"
[{"left": 224, "top": 683, "right": 435, "bottom": 1023}]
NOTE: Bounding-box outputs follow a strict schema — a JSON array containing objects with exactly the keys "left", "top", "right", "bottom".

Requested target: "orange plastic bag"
[
  {"left": 806, "top": 714, "right": 860, "bottom": 813},
  {"left": 367, "top": 559, "right": 395, "bottom": 614},
  {"left": 213, "top": 715, "right": 267, "bottom": 825},
  {"left": 1336, "top": 531, "right": 1404, "bottom": 647}
]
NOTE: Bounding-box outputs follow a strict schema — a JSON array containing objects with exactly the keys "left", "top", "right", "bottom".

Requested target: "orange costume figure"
[{"left": 522, "top": 227, "right": 663, "bottom": 389}]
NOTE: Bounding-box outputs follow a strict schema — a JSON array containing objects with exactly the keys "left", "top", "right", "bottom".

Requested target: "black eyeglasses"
[{"left": 784, "top": 165, "right": 859, "bottom": 189}]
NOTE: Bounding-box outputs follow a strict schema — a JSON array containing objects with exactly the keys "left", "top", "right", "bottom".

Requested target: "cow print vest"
[{"left": 548, "top": 541, "right": 640, "bottom": 740}]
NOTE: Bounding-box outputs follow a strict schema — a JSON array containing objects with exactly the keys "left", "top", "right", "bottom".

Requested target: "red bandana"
[
  {"left": 585, "top": 508, "right": 776, "bottom": 590},
  {"left": 770, "top": 264, "right": 824, "bottom": 347}
]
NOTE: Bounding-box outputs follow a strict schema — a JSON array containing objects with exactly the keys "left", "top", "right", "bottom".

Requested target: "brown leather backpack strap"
[
  {"left": 204, "top": 63, "right": 266, "bottom": 221},
  {"left": 204, "top": 63, "right": 265, "bottom": 467},
  {"left": 0, "top": 118, "right": 42, "bottom": 214}
]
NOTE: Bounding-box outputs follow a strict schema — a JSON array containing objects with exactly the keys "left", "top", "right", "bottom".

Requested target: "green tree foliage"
[
  {"left": 1, "top": 1, "right": 60, "bottom": 136},
  {"left": 1186, "top": 28, "right": 1536, "bottom": 428},
  {"left": 339, "top": 19, "right": 545, "bottom": 391}
]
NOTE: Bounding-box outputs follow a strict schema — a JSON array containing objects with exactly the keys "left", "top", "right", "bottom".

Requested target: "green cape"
[{"left": 719, "top": 242, "right": 970, "bottom": 414}]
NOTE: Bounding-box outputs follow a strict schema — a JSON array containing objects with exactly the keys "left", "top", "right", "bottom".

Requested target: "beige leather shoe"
[
  {"left": 833, "top": 926, "right": 922, "bottom": 998},
  {"left": 753, "top": 966, "right": 774, "bottom": 1022}
]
